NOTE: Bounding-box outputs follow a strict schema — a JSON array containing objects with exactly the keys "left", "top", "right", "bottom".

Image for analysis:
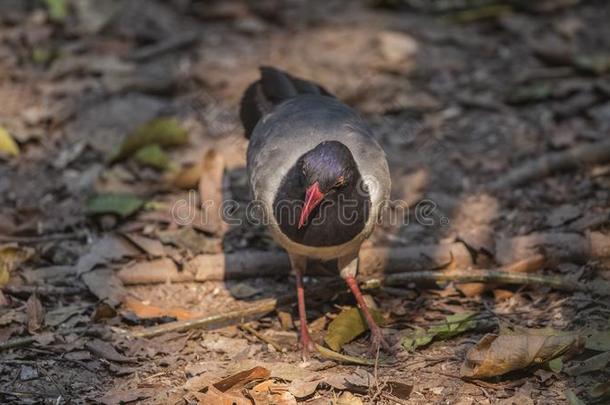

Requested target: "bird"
[{"left": 239, "top": 66, "right": 391, "bottom": 359}]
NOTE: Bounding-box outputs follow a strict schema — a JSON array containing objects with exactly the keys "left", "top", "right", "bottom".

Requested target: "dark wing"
[{"left": 239, "top": 66, "right": 334, "bottom": 138}]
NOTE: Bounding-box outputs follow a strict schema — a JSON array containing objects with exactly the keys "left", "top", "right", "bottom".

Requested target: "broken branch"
[
  {"left": 117, "top": 232, "right": 610, "bottom": 285},
  {"left": 0, "top": 326, "right": 104, "bottom": 352},
  {"left": 118, "top": 242, "right": 475, "bottom": 284},
  {"left": 487, "top": 139, "right": 610, "bottom": 190},
  {"left": 129, "top": 300, "right": 277, "bottom": 339},
  {"left": 380, "top": 269, "right": 592, "bottom": 292}
]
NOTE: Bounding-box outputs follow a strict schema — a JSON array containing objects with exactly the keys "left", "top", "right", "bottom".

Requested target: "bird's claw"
[
  {"left": 367, "top": 327, "right": 392, "bottom": 357},
  {"left": 299, "top": 331, "right": 316, "bottom": 361}
]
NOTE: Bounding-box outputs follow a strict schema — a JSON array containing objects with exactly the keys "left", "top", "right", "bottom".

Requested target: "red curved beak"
[{"left": 298, "top": 182, "right": 324, "bottom": 229}]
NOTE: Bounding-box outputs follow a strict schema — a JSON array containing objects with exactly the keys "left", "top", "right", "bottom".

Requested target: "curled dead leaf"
[
  {"left": 461, "top": 331, "right": 584, "bottom": 378},
  {"left": 26, "top": 294, "right": 44, "bottom": 334}
]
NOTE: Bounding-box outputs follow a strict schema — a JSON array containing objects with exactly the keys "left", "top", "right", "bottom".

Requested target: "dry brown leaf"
[
  {"left": 81, "top": 268, "right": 126, "bottom": 307},
  {"left": 26, "top": 293, "right": 44, "bottom": 334},
  {"left": 214, "top": 366, "right": 271, "bottom": 392},
  {"left": 461, "top": 331, "right": 584, "bottom": 378},
  {"left": 251, "top": 380, "right": 298, "bottom": 405},
  {"left": 85, "top": 339, "right": 134, "bottom": 363},
  {"left": 288, "top": 378, "right": 322, "bottom": 398},
  {"left": 198, "top": 386, "right": 252, "bottom": 405},
  {"left": 226, "top": 360, "right": 317, "bottom": 382},
  {"left": 122, "top": 296, "right": 204, "bottom": 320},
  {"left": 336, "top": 391, "right": 365, "bottom": 405},
  {"left": 76, "top": 235, "right": 139, "bottom": 275},
  {"left": 122, "top": 233, "right": 165, "bottom": 258},
  {"left": 0, "top": 244, "right": 34, "bottom": 287},
  {"left": 98, "top": 388, "right": 157, "bottom": 405}
]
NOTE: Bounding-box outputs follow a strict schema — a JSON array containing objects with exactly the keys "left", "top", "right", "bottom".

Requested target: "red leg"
[
  {"left": 344, "top": 275, "right": 390, "bottom": 354},
  {"left": 296, "top": 269, "right": 315, "bottom": 360}
]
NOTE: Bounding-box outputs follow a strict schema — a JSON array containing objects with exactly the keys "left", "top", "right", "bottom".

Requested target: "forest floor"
[{"left": 0, "top": 0, "right": 609, "bottom": 404}]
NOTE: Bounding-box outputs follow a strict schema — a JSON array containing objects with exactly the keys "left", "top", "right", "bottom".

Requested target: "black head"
[
  {"left": 299, "top": 141, "right": 357, "bottom": 194},
  {"left": 272, "top": 140, "right": 371, "bottom": 245},
  {"left": 295, "top": 141, "right": 360, "bottom": 229}
]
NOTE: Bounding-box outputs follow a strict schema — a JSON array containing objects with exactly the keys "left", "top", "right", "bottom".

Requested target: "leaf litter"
[{"left": 1, "top": 0, "right": 610, "bottom": 403}]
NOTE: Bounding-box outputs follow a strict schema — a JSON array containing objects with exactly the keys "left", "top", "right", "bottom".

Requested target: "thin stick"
[
  {"left": 130, "top": 300, "right": 277, "bottom": 339},
  {"left": 0, "top": 232, "right": 85, "bottom": 244},
  {"left": 240, "top": 323, "right": 286, "bottom": 353},
  {"left": 381, "top": 269, "right": 589, "bottom": 292},
  {"left": 487, "top": 138, "right": 610, "bottom": 190},
  {"left": 122, "top": 280, "right": 345, "bottom": 340},
  {"left": 0, "top": 326, "right": 103, "bottom": 351},
  {"left": 4, "top": 285, "right": 86, "bottom": 297},
  {"left": 315, "top": 344, "right": 376, "bottom": 366}
]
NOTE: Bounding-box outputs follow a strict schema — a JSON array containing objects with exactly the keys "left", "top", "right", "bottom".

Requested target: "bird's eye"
[{"left": 333, "top": 176, "right": 345, "bottom": 188}]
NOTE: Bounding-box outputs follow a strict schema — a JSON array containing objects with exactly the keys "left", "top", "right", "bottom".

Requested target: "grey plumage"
[{"left": 243, "top": 70, "right": 390, "bottom": 260}]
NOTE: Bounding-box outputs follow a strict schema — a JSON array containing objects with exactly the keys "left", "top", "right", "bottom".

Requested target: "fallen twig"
[
  {"left": 123, "top": 280, "right": 347, "bottom": 340},
  {"left": 0, "top": 232, "right": 86, "bottom": 244},
  {"left": 380, "top": 269, "right": 590, "bottom": 292},
  {"left": 129, "top": 300, "right": 278, "bottom": 339},
  {"left": 453, "top": 254, "right": 546, "bottom": 296},
  {"left": 487, "top": 139, "right": 610, "bottom": 190},
  {"left": 117, "top": 231, "right": 610, "bottom": 285},
  {"left": 118, "top": 243, "right": 475, "bottom": 284},
  {"left": 128, "top": 32, "right": 199, "bottom": 61},
  {"left": 0, "top": 326, "right": 104, "bottom": 351},
  {"left": 3, "top": 284, "right": 86, "bottom": 297}
]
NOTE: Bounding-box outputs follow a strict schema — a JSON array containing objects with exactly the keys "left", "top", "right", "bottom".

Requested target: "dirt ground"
[{"left": 1, "top": 0, "right": 609, "bottom": 404}]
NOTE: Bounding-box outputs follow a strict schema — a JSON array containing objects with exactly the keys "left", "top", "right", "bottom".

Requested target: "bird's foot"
[
  {"left": 367, "top": 325, "right": 391, "bottom": 357},
  {"left": 299, "top": 330, "right": 316, "bottom": 361}
]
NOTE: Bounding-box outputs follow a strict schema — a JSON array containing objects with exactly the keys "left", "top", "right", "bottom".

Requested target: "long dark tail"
[{"left": 239, "top": 66, "right": 333, "bottom": 138}]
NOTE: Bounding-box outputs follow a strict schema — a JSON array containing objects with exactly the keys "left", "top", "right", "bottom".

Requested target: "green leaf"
[
  {"left": 32, "top": 47, "right": 54, "bottom": 65},
  {"left": 324, "top": 307, "right": 384, "bottom": 352},
  {"left": 86, "top": 194, "right": 144, "bottom": 217},
  {"left": 506, "top": 83, "right": 552, "bottom": 105},
  {"left": 548, "top": 356, "right": 563, "bottom": 373},
  {"left": 0, "top": 126, "right": 20, "bottom": 157},
  {"left": 402, "top": 326, "right": 434, "bottom": 351},
  {"left": 566, "top": 390, "right": 586, "bottom": 405},
  {"left": 590, "top": 381, "right": 610, "bottom": 399},
  {"left": 133, "top": 144, "right": 170, "bottom": 170},
  {"left": 430, "top": 311, "right": 478, "bottom": 340},
  {"left": 583, "top": 329, "right": 610, "bottom": 351},
  {"left": 110, "top": 118, "right": 188, "bottom": 162},
  {"left": 43, "top": 0, "right": 69, "bottom": 21},
  {"left": 574, "top": 54, "right": 610, "bottom": 75},
  {"left": 565, "top": 351, "right": 610, "bottom": 376},
  {"left": 402, "top": 311, "right": 478, "bottom": 351}
]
